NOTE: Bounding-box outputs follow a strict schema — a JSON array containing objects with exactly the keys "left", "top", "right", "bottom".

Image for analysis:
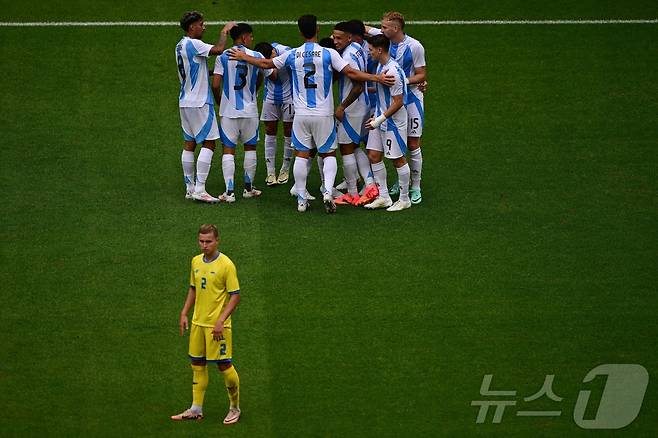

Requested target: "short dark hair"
[
  {"left": 368, "top": 34, "right": 390, "bottom": 51},
  {"left": 254, "top": 42, "right": 274, "bottom": 58},
  {"left": 318, "top": 37, "right": 335, "bottom": 49},
  {"left": 230, "top": 22, "right": 253, "bottom": 41},
  {"left": 298, "top": 14, "right": 317, "bottom": 39},
  {"left": 180, "top": 11, "right": 203, "bottom": 32},
  {"left": 347, "top": 19, "right": 366, "bottom": 37},
  {"left": 333, "top": 21, "right": 352, "bottom": 34}
]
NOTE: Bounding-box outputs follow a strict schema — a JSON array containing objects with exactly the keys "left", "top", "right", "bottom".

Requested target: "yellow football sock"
[
  {"left": 191, "top": 364, "right": 208, "bottom": 408},
  {"left": 221, "top": 365, "right": 240, "bottom": 408}
]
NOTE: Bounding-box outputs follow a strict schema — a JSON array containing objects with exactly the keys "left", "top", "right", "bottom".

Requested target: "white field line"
[{"left": 0, "top": 19, "right": 657, "bottom": 27}]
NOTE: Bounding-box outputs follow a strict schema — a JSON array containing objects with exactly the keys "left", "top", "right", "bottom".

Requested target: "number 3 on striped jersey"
[{"left": 234, "top": 64, "right": 248, "bottom": 90}]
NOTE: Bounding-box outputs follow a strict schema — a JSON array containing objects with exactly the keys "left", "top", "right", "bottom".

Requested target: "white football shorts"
[
  {"left": 219, "top": 117, "right": 260, "bottom": 148},
  {"left": 291, "top": 116, "right": 337, "bottom": 153},
  {"left": 180, "top": 104, "right": 220, "bottom": 143},
  {"left": 406, "top": 92, "right": 424, "bottom": 138},
  {"left": 260, "top": 102, "right": 295, "bottom": 123},
  {"left": 366, "top": 125, "right": 408, "bottom": 159}
]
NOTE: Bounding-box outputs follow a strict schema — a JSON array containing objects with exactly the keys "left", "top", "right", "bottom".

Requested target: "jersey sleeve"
[
  {"left": 368, "top": 28, "right": 383, "bottom": 36},
  {"left": 412, "top": 41, "right": 426, "bottom": 68},
  {"left": 225, "top": 260, "right": 240, "bottom": 294},
  {"left": 189, "top": 260, "right": 196, "bottom": 288},
  {"left": 272, "top": 50, "right": 290, "bottom": 69},
  {"left": 192, "top": 39, "right": 215, "bottom": 58},
  {"left": 390, "top": 67, "right": 405, "bottom": 96},
  {"left": 329, "top": 49, "right": 349, "bottom": 72}
]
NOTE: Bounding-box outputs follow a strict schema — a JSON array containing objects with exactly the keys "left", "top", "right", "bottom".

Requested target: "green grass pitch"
[{"left": 0, "top": 1, "right": 656, "bottom": 436}]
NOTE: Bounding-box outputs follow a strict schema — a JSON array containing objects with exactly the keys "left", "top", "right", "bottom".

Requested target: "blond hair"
[
  {"left": 198, "top": 224, "right": 219, "bottom": 238},
  {"left": 382, "top": 11, "right": 405, "bottom": 30}
]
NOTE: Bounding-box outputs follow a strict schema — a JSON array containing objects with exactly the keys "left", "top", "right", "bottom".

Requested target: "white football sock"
[
  {"left": 195, "top": 147, "right": 213, "bottom": 193},
  {"left": 354, "top": 147, "right": 372, "bottom": 184},
  {"left": 244, "top": 150, "right": 257, "bottom": 191},
  {"left": 316, "top": 155, "right": 325, "bottom": 189},
  {"left": 293, "top": 157, "right": 309, "bottom": 200},
  {"left": 396, "top": 163, "right": 411, "bottom": 202},
  {"left": 181, "top": 150, "right": 195, "bottom": 192},
  {"left": 222, "top": 154, "right": 235, "bottom": 194},
  {"left": 281, "top": 137, "right": 293, "bottom": 171},
  {"left": 371, "top": 160, "right": 390, "bottom": 200},
  {"left": 322, "top": 156, "right": 337, "bottom": 197},
  {"left": 264, "top": 135, "right": 277, "bottom": 175},
  {"left": 342, "top": 153, "right": 358, "bottom": 195},
  {"left": 409, "top": 147, "right": 423, "bottom": 190}
]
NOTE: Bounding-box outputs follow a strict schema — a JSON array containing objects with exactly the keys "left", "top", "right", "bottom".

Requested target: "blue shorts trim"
[
  {"left": 245, "top": 127, "right": 259, "bottom": 146},
  {"left": 341, "top": 117, "right": 361, "bottom": 145},
  {"left": 292, "top": 131, "right": 310, "bottom": 152},
  {"left": 318, "top": 128, "right": 337, "bottom": 154},
  {"left": 219, "top": 124, "right": 237, "bottom": 148},
  {"left": 195, "top": 104, "right": 216, "bottom": 144},
  {"left": 207, "top": 358, "right": 233, "bottom": 364}
]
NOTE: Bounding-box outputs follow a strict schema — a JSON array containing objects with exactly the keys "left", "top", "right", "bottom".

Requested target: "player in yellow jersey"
[{"left": 171, "top": 224, "right": 242, "bottom": 425}]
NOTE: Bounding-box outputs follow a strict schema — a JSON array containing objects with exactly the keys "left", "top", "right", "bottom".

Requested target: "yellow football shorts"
[{"left": 188, "top": 324, "right": 233, "bottom": 363}]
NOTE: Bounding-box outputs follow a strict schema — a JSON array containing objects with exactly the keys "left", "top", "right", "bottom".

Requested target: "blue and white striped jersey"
[
  {"left": 176, "top": 36, "right": 214, "bottom": 108},
  {"left": 272, "top": 42, "right": 348, "bottom": 117},
  {"left": 338, "top": 42, "right": 369, "bottom": 116},
  {"left": 214, "top": 45, "right": 272, "bottom": 118},
  {"left": 373, "top": 58, "right": 408, "bottom": 132},
  {"left": 263, "top": 43, "right": 293, "bottom": 105}
]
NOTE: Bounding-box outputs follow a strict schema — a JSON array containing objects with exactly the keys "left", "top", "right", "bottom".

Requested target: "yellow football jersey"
[{"left": 189, "top": 252, "right": 240, "bottom": 328}]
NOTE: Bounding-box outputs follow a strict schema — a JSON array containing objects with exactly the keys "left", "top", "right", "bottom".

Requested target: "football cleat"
[
  {"left": 277, "top": 169, "right": 290, "bottom": 184},
  {"left": 171, "top": 408, "right": 203, "bottom": 421},
  {"left": 243, "top": 187, "right": 262, "bottom": 198},
  {"left": 386, "top": 199, "right": 412, "bottom": 212},
  {"left": 410, "top": 187, "right": 422, "bottom": 204},
  {"left": 192, "top": 191, "right": 220, "bottom": 204},
  {"left": 389, "top": 180, "right": 400, "bottom": 196},
  {"left": 334, "top": 193, "right": 356, "bottom": 205},
  {"left": 297, "top": 199, "right": 309, "bottom": 212},
  {"left": 323, "top": 193, "right": 337, "bottom": 214},
  {"left": 223, "top": 407, "right": 241, "bottom": 425},
  {"left": 356, "top": 184, "right": 379, "bottom": 206},
  {"left": 364, "top": 196, "right": 393, "bottom": 210},
  {"left": 335, "top": 179, "right": 348, "bottom": 191},
  {"left": 265, "top": 174, "right": 277, "bottom": 186},
  {"left": 349, "top": 193, "right": 362, "bottom": 206},
  {"left": 289, "top": 186, "right": 316, "bottom": 201},
  {"left": 185, "top": 190, "right": 194, "bottom": 200},
  {"left": 219, "top": 192, "right": 236, "bottom": 203}
]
